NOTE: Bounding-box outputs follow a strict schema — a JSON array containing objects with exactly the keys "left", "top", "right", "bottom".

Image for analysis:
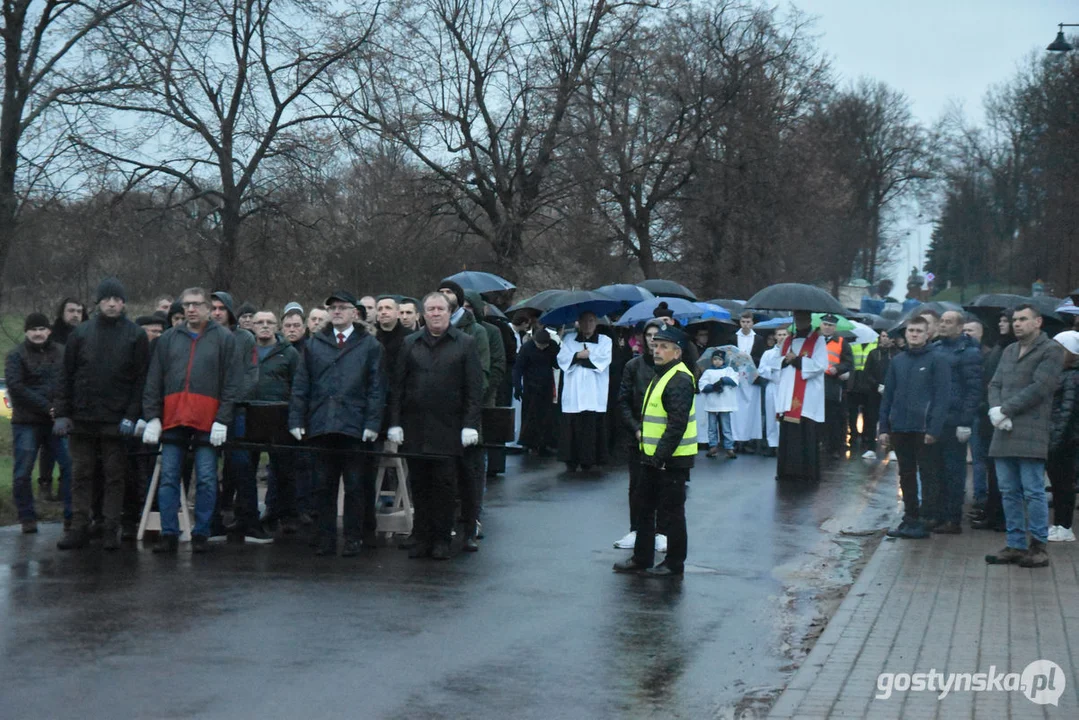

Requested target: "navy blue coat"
[
  {"left": 289, "top": 324, "right": 385, "bottom": 440},
  {"left": 879, "top": 344, "right": 952, "bottom": 438},
  {"left": 933, "top": 334, "right": 982, "bottom": 428}
]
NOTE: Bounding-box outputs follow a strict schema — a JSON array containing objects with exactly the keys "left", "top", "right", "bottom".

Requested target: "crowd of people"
[{"left": 5, "top": 277, "right": 1079, "bottom": 576}]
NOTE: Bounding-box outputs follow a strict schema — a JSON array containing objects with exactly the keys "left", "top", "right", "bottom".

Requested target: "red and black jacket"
[{"left": 142, "top": 321, "right": 243, "bottom": 432}]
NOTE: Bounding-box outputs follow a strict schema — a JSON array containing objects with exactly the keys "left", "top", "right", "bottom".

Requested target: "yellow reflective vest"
[{"left": 640, "top": 363, "right": 697, "bottom": 457}]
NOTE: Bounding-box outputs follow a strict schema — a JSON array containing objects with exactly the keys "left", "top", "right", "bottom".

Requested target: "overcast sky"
[{"left": 789, "top": 0, "right": 1075, "bottom": 293}]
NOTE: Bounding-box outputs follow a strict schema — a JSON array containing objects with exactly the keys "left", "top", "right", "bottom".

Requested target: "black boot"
[
  {"left": 102, "top": 524, "right": 122, "bottom": 551},
  {"left": 462, "top": 524, "right": 479, "bottom": 553},
  {"left": 152, "top": 534, "right": 179, "bottom": 554},
  {"left": 57, "top": 527, "right": 89, "bottom": 550}
]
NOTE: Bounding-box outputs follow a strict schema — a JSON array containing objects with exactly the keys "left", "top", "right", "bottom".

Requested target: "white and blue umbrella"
[
  {"left": 594, "top": 284, "right": 656, "bottom": 306},
  {"left": 754, "top": 316, "right": 794, "bottom": 330},
  {"left": 614, "top": 297, "right": 703, "bottom": 327},
  {"left": 694, "top": 302, "right": 732, "bottom": 321},
  {"left": 1058, "top": 298, "right": 1079, "bottom": 316}
]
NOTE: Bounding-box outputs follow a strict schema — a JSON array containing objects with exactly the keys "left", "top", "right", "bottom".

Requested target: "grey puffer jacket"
[{"left": 988, "top": 332, "right": 1064, "bottom": 460}]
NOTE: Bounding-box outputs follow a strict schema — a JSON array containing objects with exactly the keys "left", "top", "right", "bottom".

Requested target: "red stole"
[{"left": 780, "top": 330, "right": 821, "bottom": 423}]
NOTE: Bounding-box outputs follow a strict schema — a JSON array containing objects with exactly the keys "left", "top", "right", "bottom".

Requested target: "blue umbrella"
[
  {"left": 694, "top": 302, "right": 732, "bottom": 321},
  {"left": 441, "top": 270, "right": 515, "bottom": 293},
  {"left": 538, "top": 291, "right": 626, "bottom": 326},
  {"left": 594, "top": 284, "right": 655, "bottom": 305},
  {"left": 615, "top": 297, "right": 703, "bottom": 327},
  {"left": 754, "top": 316, "right": 794, "bottom": 330}
]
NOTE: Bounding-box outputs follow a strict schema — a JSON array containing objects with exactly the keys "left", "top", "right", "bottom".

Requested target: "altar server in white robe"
[{"left": 557, "top": 312, "right": 613, "bottom": 471}]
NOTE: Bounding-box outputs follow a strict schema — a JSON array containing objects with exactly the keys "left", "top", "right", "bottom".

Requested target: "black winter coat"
[
  {"left": 1050, "top": 366, "right": 1079, "bottom": 451},
  {"left": 390, "top": 327, "right": 483, "bottom": 457},
  {"left": 617, "top": 352, "right": 655, "bottom": 433},
  {"left": 289, "top": 323, "right": 385, "bottom": 440},
  {"left": 253, "top": 338, "right": 300, "bottom": 402},
  {"left": 5, "top": 339, "right": 65, "bottom": 424},
  {"left": 56, "top": 313, "right": 149, "bottom": 423},
  {"left": 933, "top": 334, "right": 983, "bottom": 428},
  {"left": 513, "top": 338, "right": 558, "bottom": 396}
]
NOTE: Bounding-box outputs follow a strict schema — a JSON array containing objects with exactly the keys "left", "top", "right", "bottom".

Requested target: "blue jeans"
[
  {"left": 707, "top": 412, "right": 733, "bottom": 450},
  {"left": 12, "top": 424, "right": 72, "bottom": 521},
  {"left": 969, "top": 417, "right": 987, "bottom": 503},
  {"left": 994, "top": 457, "right": 1049, "bottom": 548},
  {"left": 158, "top": 427, "right": 218, "bottom": 537}
]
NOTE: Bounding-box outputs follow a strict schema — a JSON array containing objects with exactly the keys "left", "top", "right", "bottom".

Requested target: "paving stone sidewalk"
[{"left": 769, "top": 527, "right": 1079, "bottom": 719}]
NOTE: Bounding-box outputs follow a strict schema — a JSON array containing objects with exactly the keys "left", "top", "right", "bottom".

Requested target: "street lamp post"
[{"left": 1047, "top": 23, "right": 1078, "bottom": 52}]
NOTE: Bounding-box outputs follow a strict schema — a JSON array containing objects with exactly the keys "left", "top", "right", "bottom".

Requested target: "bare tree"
[
  {"left": 71, "top": 0, "right": 380, "bottom": 290},
  {"left": 812, "top": 80, "right": 934, "bottom": 286},
  {"left": 329, "top": 0, "right": 651, "bottom": 281},
  {"left": 0, "top": 0, "right": 137, "bottom": 298},
  {"left": 571, "top": 10, "right": 715, "bottom": 279}
]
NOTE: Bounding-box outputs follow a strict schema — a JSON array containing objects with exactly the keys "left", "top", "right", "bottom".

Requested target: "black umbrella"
[
  {"left": 441, "top": 270, "right": 515, "bottom": 293},
  {"left": 706, "top": 298, "right": 746, "bottom": 315},
  {"left": 968, "top": 293, "right": 1028, "bottom": 309},
  {"left": 893, "top": 300, "right": 964, "bottom": 326},
  {"left": 505, "top": 289, "right": 570, "bottom": 315},
  {"left": 743, "top": 283, "right": 847, "bottom": 314},
  {"left": 594, "top": 283, "right": 655, "bottom": 306},
  {"left": 638, "top": 279, "right": 697, "bottom": 301},
  {"left": 1027, "top": 295, "right": 1064, "bottom": 322}
]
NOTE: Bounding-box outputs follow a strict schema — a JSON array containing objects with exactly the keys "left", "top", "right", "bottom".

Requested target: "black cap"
[
  {"left": 652, "top": 301, "right": 674, "bottom": 319},
  {"left": 438, "top": 280, "right": 465, "bottom": 310},
  {"left": 24, "top": 312, "right": 50, "bottom": 331},
  {"left": 135, "top": 314, "right": 165, "bottom": 327},
  {"left": 820, "top": 313, "right": 840, "bottom": 323},
  {"left": 95, "top": 277, "right": 126, "bottom": 304},
  {"left": 324, "top": 290, "right": 358, "bottom": 308},
  {"left": 236, "top": 302, "right": 257, "bottom": 318},
  {"left": 653, "top": 326, "right": 687, "bottom": 345}
]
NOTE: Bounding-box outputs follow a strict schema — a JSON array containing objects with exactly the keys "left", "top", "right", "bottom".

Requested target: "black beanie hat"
[
  {"left": 95, "top": 277, "right": 126, "bottom": 304},
  {"left": 438, "top": 280, "right": 465, "bottom": 310},
  {"left": 168, "top": 300, "right": 184, "bottom": 318},
  {"left": 652, "top": 301, "right": 674, "bottom": 319},
  {"left": 24, "top": 312, "right": 50, "bottom": 331},
  {"left": 236, "top": 301, "right": 257, "bottom": 318}
]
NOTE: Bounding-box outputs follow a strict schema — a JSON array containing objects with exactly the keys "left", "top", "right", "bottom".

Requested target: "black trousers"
[
  {"left": 313, "top": 434, "right": 372, "bottom": 543},
  {"left": 891, "top": 432, "right": 943, "bottom": 521},
  {"left": 631, "top": 464, "right": 688, "bottom": 570},
  {"left": 69, "top": 422, "right": 127, "bottom": 530},
  {"left": 411, "top": 458, "right": 458, "bottom": 544},
  {"left": 1048, "top": 443, "right": 1076, "bottom": 530},
  {"left": 824, "top": 399, "right": 847, "bottom": 452},
  {"left": 458, "top": 445, "right": 485, "bottom": 527}
]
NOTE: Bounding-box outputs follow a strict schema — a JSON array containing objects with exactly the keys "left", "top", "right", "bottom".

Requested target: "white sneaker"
[
  {"left": 614, "top": 531, "right": 636, "bottom": 549},
  {"left": 888, "top": 451, "right": 897, "bottom": 461},
  {"left": 1048, "top": 525, "right": 1060, "bottom": 541},
  {"left": 1050, "top": 526, "right": 1076, "bottom": 542},
  {"left": 655, "top": 534, "right": 668, "bottom": 553},
  {"left": 861, "top": 450, "right": 877, "bottom": 460}
]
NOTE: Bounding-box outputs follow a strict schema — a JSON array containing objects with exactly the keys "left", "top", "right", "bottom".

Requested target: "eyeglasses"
[{"left": 181, "top": 301, "right": 207, "bottom": 308}]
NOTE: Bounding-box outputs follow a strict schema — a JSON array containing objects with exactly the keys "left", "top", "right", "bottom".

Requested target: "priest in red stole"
[{"left": 775, "top": 310, "right": 829, "bottom": 482}]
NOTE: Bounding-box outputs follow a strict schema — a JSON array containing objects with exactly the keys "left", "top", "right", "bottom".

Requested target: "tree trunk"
[{"left": 213, "top": 200, "right": 241, "bottom": 291}]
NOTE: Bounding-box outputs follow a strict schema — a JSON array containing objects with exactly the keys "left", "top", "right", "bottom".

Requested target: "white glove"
[
  {"left": 387, "top": 426, "right": 404, "bottom": 444},
  {"left": 290, "top": 427, "right": 305, "bottom": 441},
  {"left": 210, "top": 422, "right": 228, "bottom": 447},
  {"left": 839, "top": 372, "right": 850, "bottom": 381},
  {"left": 362, "top": 429, "right": 378, "bottom": 442},
  {"left": 877, "top": 384, "right": 885, "bottom": 394},
  {"left": 135, "top": 419, "right": 147, "bottom": 437},
  {"left": 142, "top": 418, "right": 162, "bottom": 445},
  {"left": 1000, "top": 418, "right": 1013, "bottom": 432},
  {"left": 461, "top": 428, "right": 479, "bottom": 447},
  {"left": 956, "top": 426, "right": 971, "bottom": 443},
  {"left": 988, "top": 406, "right": 1005, "bottom": 428}
]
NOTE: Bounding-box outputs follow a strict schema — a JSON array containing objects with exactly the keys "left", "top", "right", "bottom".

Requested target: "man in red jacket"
[{"left": 141, "top": 287, "right": 243, "bottom": 553}]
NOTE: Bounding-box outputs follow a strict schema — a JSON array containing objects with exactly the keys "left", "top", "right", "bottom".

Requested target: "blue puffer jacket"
[
  {"left": 933, "top": 334, "right": 983, "bottom": 428},
  {"left": 879, "top": 344, "right": 952, "bottom": 438},
  {"left": 288, "top": 323, "right": 385, "bottom": 439}
]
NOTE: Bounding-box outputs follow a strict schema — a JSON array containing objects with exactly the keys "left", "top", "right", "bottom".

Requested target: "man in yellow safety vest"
[{"left": 614, "top": 326, "right": 696, "bottom": 578}]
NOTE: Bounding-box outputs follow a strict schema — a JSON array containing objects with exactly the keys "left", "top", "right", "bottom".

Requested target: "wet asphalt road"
[{"left": 0, "top": 450, "right": 898, "bottom": 719}]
